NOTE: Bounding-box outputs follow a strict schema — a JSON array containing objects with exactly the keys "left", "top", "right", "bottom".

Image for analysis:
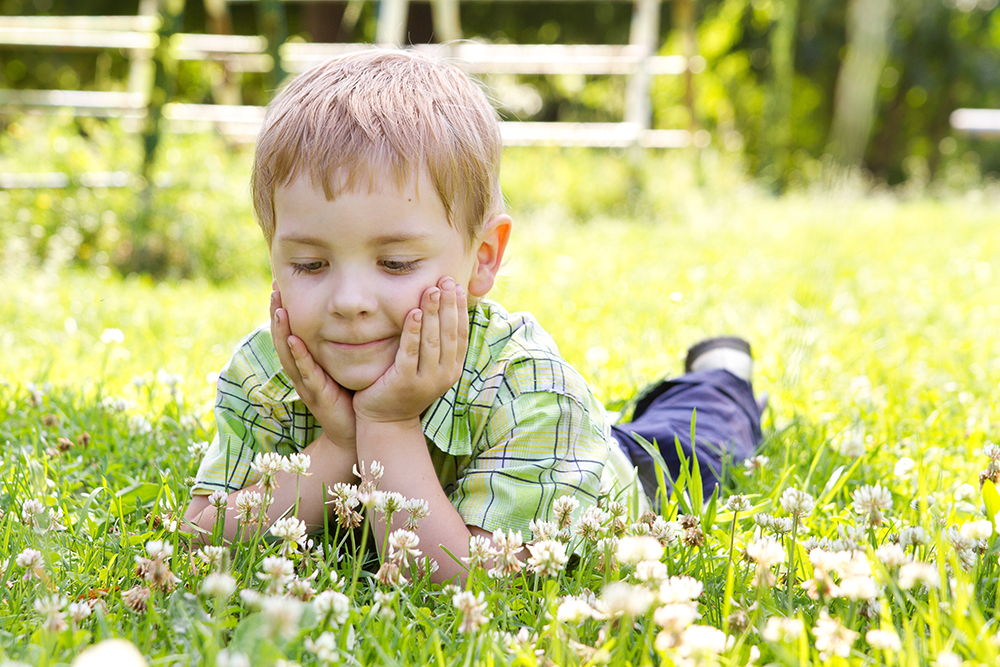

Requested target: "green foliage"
[
  {"left": 0, "top": 117, "right": 266, "bottom": 282},
  {"left": 1, "top": 187, "right": 1000, "bottom": 665}
]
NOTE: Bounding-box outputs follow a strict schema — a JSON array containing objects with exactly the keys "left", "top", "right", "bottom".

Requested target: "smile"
[{"left": 327, "top": 337, "right": 394, "bottom": 351}]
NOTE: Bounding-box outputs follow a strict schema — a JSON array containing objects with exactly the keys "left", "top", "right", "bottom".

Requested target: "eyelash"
[
  {"left": 380, "top": 259, "right": 420, "bottom": 274},
  {"left": 289, "top": 259, "right": 420, "bottom": 275},
  {"left": 291, "top": 261, "right": 325, "bottom": 275}
]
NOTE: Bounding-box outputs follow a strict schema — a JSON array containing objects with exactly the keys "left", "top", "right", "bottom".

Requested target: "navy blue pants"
[{"left": 612, "top": 369, "right": 762, "bottom": 501}]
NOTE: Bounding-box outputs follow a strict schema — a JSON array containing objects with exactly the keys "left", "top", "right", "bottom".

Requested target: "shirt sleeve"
[
  {"left": 190, "top": 371, "right": 266, "bottom": 495},
  {"left": 446, "top": 388, "right": 611, "bottom": 538}
]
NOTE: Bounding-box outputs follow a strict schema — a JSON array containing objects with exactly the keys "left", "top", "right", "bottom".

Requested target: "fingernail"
[
  {"left": 430, "top": 288, "right": 440, "bottom": 304},
  {"left": 441, "top": 277, "right": 455, "bottom": 291}
]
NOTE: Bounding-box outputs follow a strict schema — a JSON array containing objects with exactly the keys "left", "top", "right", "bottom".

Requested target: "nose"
[{"left": 326, "top": 270, "right": 377, "bottom": 318}]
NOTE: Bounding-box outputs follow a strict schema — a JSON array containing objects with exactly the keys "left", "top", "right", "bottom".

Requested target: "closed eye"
[
  {"left": 380, "top": 259, "right": 420, "bottom": 274},
  {"left": 291, "top": 261, "right": 325, "bottom": 274}
]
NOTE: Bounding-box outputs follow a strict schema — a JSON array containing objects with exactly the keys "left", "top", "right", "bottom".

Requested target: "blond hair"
[{"left": 252, "top": 48, "right": 504, "bottom": 245}]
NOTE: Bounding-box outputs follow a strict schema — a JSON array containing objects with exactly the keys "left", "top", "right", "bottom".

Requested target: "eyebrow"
[
  {"left": 274, "top": 234, "right": 328, "bottom": 248},
  {"left": 274, "top": 232, "right": 433, "bottom": 248}
]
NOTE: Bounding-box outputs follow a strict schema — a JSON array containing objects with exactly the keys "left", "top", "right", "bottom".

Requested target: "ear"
[{"left": 467, "top": 214, "right": 512, "bottom": 298}]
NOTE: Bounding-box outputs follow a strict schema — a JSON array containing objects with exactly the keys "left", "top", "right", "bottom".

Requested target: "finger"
[
  {"left": 455, "top": 283, "right": 470, "bottom": 364},
  {"left": 287, "top": 334, "right": 325, "bottom": 394},
  {"left": 394, "top": 308, "right": 422, "bottom": 379},
  {"left": 270, "top": 288, "right": 282, "bottom": 321},
  {"left": 437, "top": 277, "right": 460, "bottom": 367},
  {"left": 272, "top": 308, "right": 303, "bottom": 387},
  {"left": 419, "top": 285, "right": 441, "bottom": 373}
]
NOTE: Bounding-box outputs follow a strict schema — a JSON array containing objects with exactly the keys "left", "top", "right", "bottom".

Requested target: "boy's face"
[{"left": 270, "top": 173, "right": 479, "bottom": 391}]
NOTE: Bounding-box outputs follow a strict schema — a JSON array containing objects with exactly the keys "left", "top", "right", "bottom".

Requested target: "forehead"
[{"left": 272, "top": 173, "right": 462, "bottom": 247}]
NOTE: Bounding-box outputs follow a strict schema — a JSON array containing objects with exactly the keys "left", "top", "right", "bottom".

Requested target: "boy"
[{"left": 184, "top": 49, "right": 763, "bottom": 583}]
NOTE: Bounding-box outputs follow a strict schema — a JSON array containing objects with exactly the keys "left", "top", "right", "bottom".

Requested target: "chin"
[{"left": 330, "top": 368, "right": 386, "bottom": 392}]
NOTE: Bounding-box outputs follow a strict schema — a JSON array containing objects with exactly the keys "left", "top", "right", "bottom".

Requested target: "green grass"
[{"left": 1, "top": 159, "right": 1000, "bottom": 665}]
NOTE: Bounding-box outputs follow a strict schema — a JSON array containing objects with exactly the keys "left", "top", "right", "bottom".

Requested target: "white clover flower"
[
  {"left": 770, "top": 516, "right": 794, "bottom": 535},
  {"left": 935, "top": 650, "right": 963, "bottom": 667},
  {"left": 954, "top": 483, "right": 977, "bottom": 502},
  {"left": 487, "top": 530, "right": 524, "bottom": 578},
  {"left": 374, "top": 491, "right": 406, "bottom": 516},
  {"left": 208, "top": 490, "right": 228, "bottom": 510},
  {"left": 187, "top": 440, "right": 210, "bottom": 457},
  {"left": 199, "top": 545, "right": 229, "bottom": 571},
  {"left": 600, "top": 581, "right": 654, "bottom": 617},
  {"left": 234, "top": 490, "right": 264, "bottom": 524},
  {"left": 675, "top": 624, "right": 732, "bottom": 658},
  {"left": 658, "top": 575, "right": 704, "bottom": 604},
  {"left": 898, "top": 525, "right": 929, "bottom": 548},
  {"left": 762, "top": 616, "right": 805, "bottom": 642},
  {"left": 653, "top": 601, "right": 701, "bottom": 636},
  {"left": 874, "top": 544, "right": 908, "bottom": 569},
  {"left": 746, "top": 536, "right": 786, "bottom": 568},
  {"left": 725, "top": 494, "right": 752, "bottom": 513},
  {"left": 21, "top": 499, "right": 45, "bottom": 525},
  {"left": 650, "top": 517, "right": 680, "bottom": 545},
  {"left": 557, "top": 598, "right": 601, "bottom": 624},
  {"left": 553, "top": 495, "right": 580, "bottom": 529},
  {"left": 837, "top": 575, "right": 879, "bottom": 601},
  {"left": 633, "top": 559, "right": 668, "bottom": 585},
  {"left": 852, "top": 484, "right": 893, "bottom": 526},
  {"left": 129, "top": 415, "right": 153, "bottom": 436},
  {"left": 960, "top": 519, "right": 993, "bottom": 542},
  {"left": 34, "top": 594, "right": 68, "bottom": 633},
  {"left": 867, "top": 628, "right": 902, "bottom": 651},
  {"left": 251, "top": 452, "right": 288, "bottom": 490},
  {"left": 156, "top": 369, "right": 182, "bottom": 388},
  {"left": 616, "top": 535, "right": 664, "bottom": 565},
  {"left": 239, "top": 589, "right": 263, "bottom": 608},
  {"left": 261, "top": 595, "right": 303, "bottom": 639},
  {"left": 452, "top": 591, "right": 490, "bottom": 633},
  {"left": 985, "top": 443, "right": 1000, "bottom": 461},
  {"left": 910, "top": 494, "right": 937, "bottom": 510},
  {"left": 529, "top": 519, "right": 559, "bottom": 541},
  {"left": 313, "top": 590, "right": 351, "bottom": 626},
  {"left": 145, "top": 540, "right": 173, "bottom": 560},
  {"left": 744, "top": 455, "right": 769, "bottom": 472},
  {"left": 894, "top": 457, "right": 916, "bottom": 478},
  {"left": 200, "top": 572, "right": 237, "bottom": 599},
  {"left": 834, "top": 426, "right": 868, "bottom": 458},
  {"left": 257, "top": 556, "right": 295, "bottom": 594},
  {"left": 525, "top": 540, "right": 568, "bottom": 577},
  {"left": 269, "top": 517, "right": 307, "bottom": 556},
  {"left": 575, "top": 505, "right": 610, "bottom": 541},
  {"left": 99, "top": 328, "right": 125, "bottom": 345},
  {"left": 286, "top": 452, "right": 311, "bottom": 476},
  {"left": 813, "top": 609, "right": 859, "bottom": 659},
  {"left": 898, "top": 561, "right": 940, "bottom": 590},
  {"left": 746, "top": 536, "right": 786, "bottom": 587},
  {"left": 305, "top": 632, "right": 340, "bottom": 664},
  {"left": 66, "top": 601, "right": 92, "bottom": 625},
  {"left": 779, "top": 488, "right": 815, "bottom": 518},
  {"left": 462, "top": 535, "right": 492, "bottom": 569},
  {"left": 388, "top": 529, "right": 422, "bottom": 567},
  {"left": 403, "top": 497, "right": 430, "bottom": 531}
]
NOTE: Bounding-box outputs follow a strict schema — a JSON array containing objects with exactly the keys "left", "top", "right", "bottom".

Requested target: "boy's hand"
[
  {"left": 354, "top": 276, "right": 469, "bottom": 424},
  {"left": 271, "top": 286, "right": 357, "bottom": 449}
]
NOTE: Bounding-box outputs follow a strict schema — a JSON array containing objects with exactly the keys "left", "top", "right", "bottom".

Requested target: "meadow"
[{"left": 1, "top": 130, "right": 999, "bottom": 665}]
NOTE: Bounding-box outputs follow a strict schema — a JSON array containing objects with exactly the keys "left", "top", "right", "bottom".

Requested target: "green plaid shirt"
[{"left": 192, "top": 299, "right": 643, "bottom": 537}]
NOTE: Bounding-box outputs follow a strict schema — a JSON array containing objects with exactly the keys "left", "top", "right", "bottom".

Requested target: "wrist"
[{"left": 312, "top": 430, "right": 357, "bottom": 453}]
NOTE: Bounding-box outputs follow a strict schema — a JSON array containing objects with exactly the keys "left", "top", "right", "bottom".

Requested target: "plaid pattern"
[{"left": 192, "top": 300, "right": 642, "bottom": 537}]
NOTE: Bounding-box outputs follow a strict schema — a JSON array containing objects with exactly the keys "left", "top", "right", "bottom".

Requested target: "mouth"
[{"left": 327, "top": 336, "right": 395, "bottom": 351}]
